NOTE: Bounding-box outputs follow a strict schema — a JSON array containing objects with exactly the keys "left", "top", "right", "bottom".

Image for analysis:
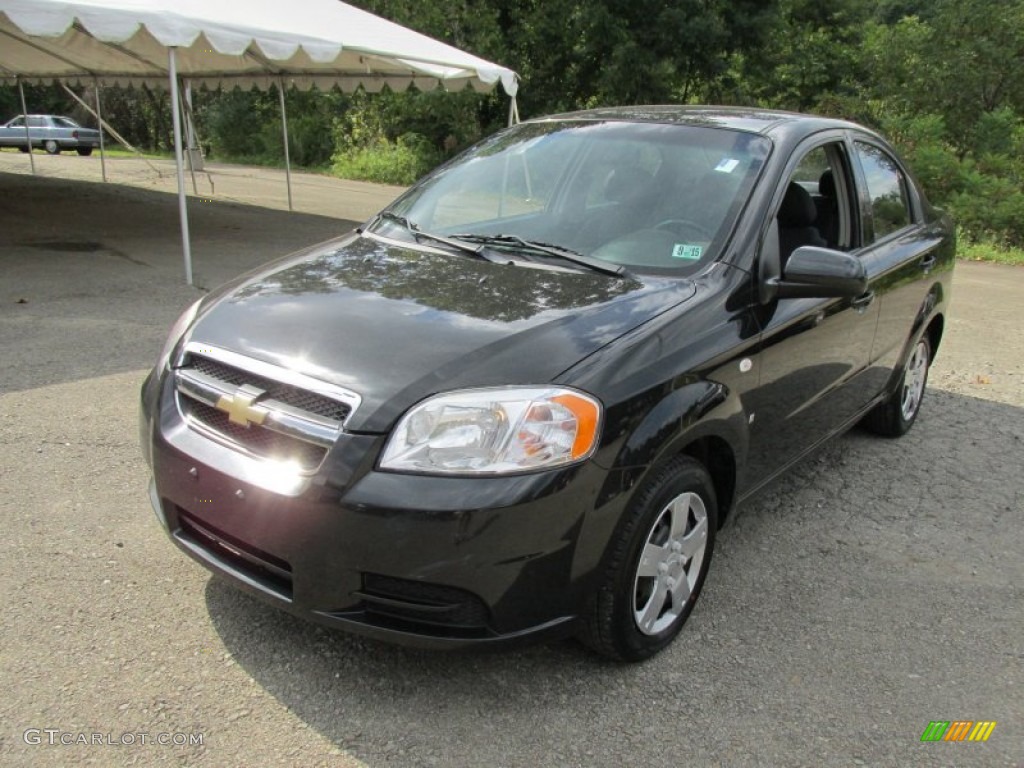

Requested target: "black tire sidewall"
[{"left": 608, "top": 457, "right": 718, "bottom": 661}]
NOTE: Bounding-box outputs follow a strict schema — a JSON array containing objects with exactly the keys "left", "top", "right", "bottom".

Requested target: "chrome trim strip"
[
  {"left": 175, "top": 367, "right": 233, "bottom": 407},
  {"left": 179, "top": 342, "right": 361, "bottom": 422},
  {"left": 261, "top": 403, "right": 342, "bottom": 446},
  {"left": 174, "top": 368, "right": 343, "bottom": 448},
  {"left": 178, "top": 403, "right": 319, "bottom": 472}
]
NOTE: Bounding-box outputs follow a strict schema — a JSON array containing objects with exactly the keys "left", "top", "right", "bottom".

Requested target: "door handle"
[
  {"left": 851, "top": 290, "right": 875, "bottom": 313},
  {"left": 919, "top": 253, "right": 937, "bottom": 272}
]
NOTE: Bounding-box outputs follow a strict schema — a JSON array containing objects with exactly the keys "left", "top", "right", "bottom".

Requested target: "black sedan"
[{"left": 140, "top": 106, "right": 954, "bottom": 661}]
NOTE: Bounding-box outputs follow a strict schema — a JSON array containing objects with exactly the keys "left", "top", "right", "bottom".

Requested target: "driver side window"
[{"left": 777, "top": 143, "right": 853, "bottom": 266}]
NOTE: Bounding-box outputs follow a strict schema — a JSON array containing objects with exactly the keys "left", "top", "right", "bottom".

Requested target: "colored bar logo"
[{"left": 921, "top": 721, "right": 996, "bottom": 742}]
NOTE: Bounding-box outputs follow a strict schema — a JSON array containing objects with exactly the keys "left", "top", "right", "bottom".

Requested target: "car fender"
[{"left": 570, "top": 381, "right": 747, "bottom": 590}]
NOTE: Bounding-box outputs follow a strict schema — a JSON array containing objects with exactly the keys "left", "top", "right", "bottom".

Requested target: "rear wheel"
[
  {"left": 18, "top": 145, "right": 28, "bottom": 153},
  {"left": 579, "top": 455, "right": 717, "bottom": 662},
  {"left": 864, "top": 334, "right": 931, "bottom": 437},
  {"left": 76, "top": 147, "right": 93, "bottom": 156},
  {"left": 44, "top": 139, "right": 60, "bottom": 155}
]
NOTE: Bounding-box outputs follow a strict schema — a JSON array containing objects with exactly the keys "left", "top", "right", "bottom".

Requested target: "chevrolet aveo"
[{"left": 140, "top": 107, "right": 954, "bottom": 661}]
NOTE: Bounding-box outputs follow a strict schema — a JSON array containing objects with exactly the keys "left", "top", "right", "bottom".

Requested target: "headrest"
[
  {"left": 779, "top": 182, "right": 817, "bottom": 227},
  {"left": 818, "top": 169, "right": 835, "bottom": 199}
]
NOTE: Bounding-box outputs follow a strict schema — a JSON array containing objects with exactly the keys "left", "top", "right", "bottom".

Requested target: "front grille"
[
  {"left": 174, "top": 346, "right": 360, "bottom": 473},
  {"left": 181, "top": 397, "right": 326, "bottom": 470},
  {"left": 176, "top": 507, "right": 293, "bottom": 599},
  {"left": 190, "top": 355, "right": 351, "bottom": 422},
  {"left": 355, "top": 573, "right": 490, "bottom": 633}
]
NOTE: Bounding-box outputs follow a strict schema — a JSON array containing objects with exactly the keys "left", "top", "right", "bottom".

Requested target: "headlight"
[
  {"left": 380, "top": 387, "right": 602, "bottom": 475},
  {"left": 157, "top": 299, "right": 201, "bottom": 370}
]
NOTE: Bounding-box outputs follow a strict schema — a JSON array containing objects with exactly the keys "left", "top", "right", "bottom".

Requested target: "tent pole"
[
  {"left": 278, "top": 77, "right": 293, "bottom": 212},
  {"left": 168, "top": 47, "right": 193, "bottom": 285},
  {"left": 17, "top": 79, "right": 36, "bottom": 175},
  {"left": 94, "top": 79, "right": 107, "bottom": 182},
  {"left": 181, "top": 80, "right": 199, "bottom": 195}
]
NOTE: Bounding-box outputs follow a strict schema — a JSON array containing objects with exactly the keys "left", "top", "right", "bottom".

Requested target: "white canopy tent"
[{"left": 0, "top": 0, "right": 519, "bottom": 283}]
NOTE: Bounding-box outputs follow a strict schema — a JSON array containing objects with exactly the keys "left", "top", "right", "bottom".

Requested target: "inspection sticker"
[
  {"left": 672, "top": 243, "right": 703, "bottom": 260},
  {"left": 714, "top": 157, "right": 740, "bottom": 173}
]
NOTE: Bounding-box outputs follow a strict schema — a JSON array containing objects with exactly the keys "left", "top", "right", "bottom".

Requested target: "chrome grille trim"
[
  {"left": 173, "top": 343, "right": 360, "bottom": 471},
  {"left": 175, "top": 368, "right": 342, "bottom": 447},
  {"left": 178, "top": 342, "right": 361, "bottom": 421}
]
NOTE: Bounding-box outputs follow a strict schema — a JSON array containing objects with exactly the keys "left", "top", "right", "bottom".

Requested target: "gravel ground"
[{"left": 0, "top": 164, "right": 1021, "bottom": 768}]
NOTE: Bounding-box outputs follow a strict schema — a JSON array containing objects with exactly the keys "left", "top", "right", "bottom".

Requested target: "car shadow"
[{"left": 204, "top": 387, "right": 1024, "bottom": 767}]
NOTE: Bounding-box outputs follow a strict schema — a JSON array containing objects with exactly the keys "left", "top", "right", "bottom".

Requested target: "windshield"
[{"left": 375, "top": 120, "right": 770, "bottom": 274}]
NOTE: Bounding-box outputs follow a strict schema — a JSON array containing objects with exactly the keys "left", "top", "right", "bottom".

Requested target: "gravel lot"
[{"left": 1, "top": 157, "right": 1021, "bottom": 767}]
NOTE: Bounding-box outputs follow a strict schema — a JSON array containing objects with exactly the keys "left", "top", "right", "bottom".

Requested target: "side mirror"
[{"left": 765, "top": 246, "right": 867, "bottom": 301}]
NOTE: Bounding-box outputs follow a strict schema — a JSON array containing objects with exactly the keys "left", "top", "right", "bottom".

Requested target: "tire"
[
  {"left": 76, "top": 147, "right": 93, "bottom": 156},
  {"left": 864, "top": 334, "right": 931, "bottom": 437},
  {"left": 579, "top": 455, "right": 718, "bottom": 662},
  {"left": 44, "top": 139, "right": 60, "bottom": 155},
  {"left": 18, "top": 145, "right": 28, "bottom": 153}
]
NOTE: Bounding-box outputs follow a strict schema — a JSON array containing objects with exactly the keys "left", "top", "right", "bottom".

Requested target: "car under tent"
[{"left": 0, "top": 0, "right": 519, "bottom": 284}]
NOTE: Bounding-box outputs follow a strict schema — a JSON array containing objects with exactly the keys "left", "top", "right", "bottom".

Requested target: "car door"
[
  {"left": 38, "top": 116, "right": 59, "bottom": 145},
  {"left": 744, "top": 137, "right": 882, "bottom": 486},
  {"left": 848, "top": 138, "right": 946, "bottom": 394},
  {"left": 0, "top": 116, "right": 25, "bottom": 146},
  {"left": 24, "top": 115, "right": 48, "bottom": 146}
]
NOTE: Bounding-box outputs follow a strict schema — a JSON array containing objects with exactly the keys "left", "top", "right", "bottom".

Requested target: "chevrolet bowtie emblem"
[{"left": 215, "top": 384, "right": 268, "bottom": 427}]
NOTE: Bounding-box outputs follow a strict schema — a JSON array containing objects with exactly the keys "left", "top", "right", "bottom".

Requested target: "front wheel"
[
  {"left": 864, "top": 334, "right": 931, "bottom": 437},
  {"left": 579, "top": 455, "right": 717, "bottom": 662}
]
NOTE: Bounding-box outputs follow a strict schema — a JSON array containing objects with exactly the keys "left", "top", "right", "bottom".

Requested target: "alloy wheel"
[
  {"left": 900, "top": 339, "right": 929, "bottom": 422},
  {"left": 632, "top": 491, "right": 709, "bottom": 636}
]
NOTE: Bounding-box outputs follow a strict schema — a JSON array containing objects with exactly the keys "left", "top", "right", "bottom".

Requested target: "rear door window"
[{"left": 854, "top": 142, "right": 913, "bottom": 242}]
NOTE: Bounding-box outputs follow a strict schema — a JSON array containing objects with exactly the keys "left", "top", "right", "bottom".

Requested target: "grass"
[
  {"left": 957, "top": 237, "right": 1024, "bottom": 266},
  {"left": 93, "top": 146, "right": 172, "bottom": 160}
]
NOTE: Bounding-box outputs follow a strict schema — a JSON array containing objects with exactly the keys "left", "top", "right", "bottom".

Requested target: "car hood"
[{"left": 186, "top": 233, "right": 696, "bottom": 432}]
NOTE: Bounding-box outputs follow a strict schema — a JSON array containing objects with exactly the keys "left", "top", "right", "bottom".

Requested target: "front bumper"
[{"left": 142, "top": 370, "right": 621, "bottom": 648}]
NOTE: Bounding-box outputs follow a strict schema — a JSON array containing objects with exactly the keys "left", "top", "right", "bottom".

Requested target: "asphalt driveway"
[{"left": 0, "top": 163, "right": 1021, "bottom": 767}]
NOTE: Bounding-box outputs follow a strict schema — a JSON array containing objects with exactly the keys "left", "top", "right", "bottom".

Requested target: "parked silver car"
[{"left": 0, "top": 114, "right": 102, "bottom": 155}]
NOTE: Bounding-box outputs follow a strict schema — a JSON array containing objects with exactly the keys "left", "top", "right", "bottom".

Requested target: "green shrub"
[
  {"left": 330, "top": 133, "right": 440, "bottom": 185},
  {"left": 950, "top": 171, "right": 1024, "bottom": 246}
]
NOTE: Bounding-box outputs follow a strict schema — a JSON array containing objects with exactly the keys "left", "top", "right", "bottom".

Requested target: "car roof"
[{"left": 532, "top": 105, "right": 864, "bottom": 138}]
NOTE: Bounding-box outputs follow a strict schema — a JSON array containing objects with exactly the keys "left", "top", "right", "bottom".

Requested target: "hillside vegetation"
[{"left": 3, "top": 0, "right": 1022, "bottom": 262}]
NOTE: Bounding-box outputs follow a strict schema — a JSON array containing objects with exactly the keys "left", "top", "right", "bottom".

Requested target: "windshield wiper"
[
  {"left": 449, "top": 233, "right": 626, "bottom": 277},
  {"left": 365, "top": 211, "right": 503, "bottom": 262}
]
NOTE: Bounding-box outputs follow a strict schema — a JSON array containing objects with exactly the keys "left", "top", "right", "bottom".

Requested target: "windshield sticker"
[
  {"left": 672, "top": 244, "right": 703, "bottom": 260},
  {"left": 714, "top": 158, "right": 740, "bottom": 173}
]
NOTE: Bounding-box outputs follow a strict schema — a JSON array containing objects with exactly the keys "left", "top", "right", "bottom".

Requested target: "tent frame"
[{"left": 1, "top": 0, "right": 520, "bottom": 284}]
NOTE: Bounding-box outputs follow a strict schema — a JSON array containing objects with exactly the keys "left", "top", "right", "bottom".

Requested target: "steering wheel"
[{"left": 654, "top": 218, "right": 715, "bottom": 241}]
